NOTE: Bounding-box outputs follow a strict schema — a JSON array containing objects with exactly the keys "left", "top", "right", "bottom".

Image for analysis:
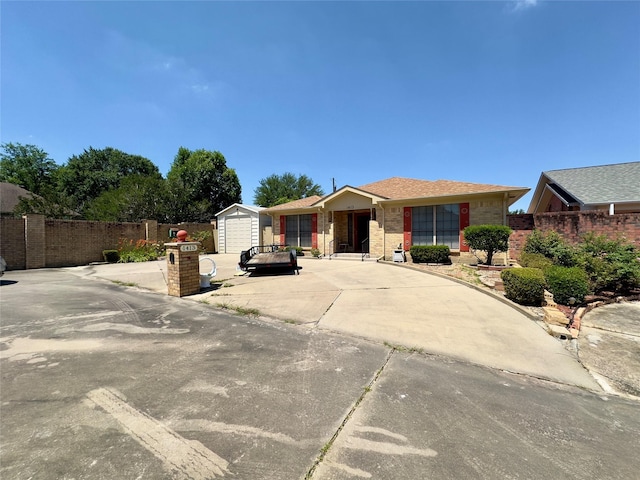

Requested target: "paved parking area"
[
  {"left": 2, "top": 267, "right": 640, "bottom": 479},
  {"left": 75, "top": 255, "right": 599, "bottom": 390}
]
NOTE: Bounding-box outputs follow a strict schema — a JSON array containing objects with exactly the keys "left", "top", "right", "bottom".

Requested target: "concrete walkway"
[{"left": 70, "top": 254, "right": 600, "bottom": 391}]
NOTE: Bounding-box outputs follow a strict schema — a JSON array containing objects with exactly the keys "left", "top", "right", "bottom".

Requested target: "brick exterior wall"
[
  {"left": 0, "top": 217, "right": 27, "bottom": 270},
  {"left": 508, "top": 211, "right": 640, "bottom": 262},
  {"left": 507, "top": 214, "right": 535, "bottom": 261},
  {"left": 0, "top": 217, "right": 217, "bottom": 270},
  {"left": 534, "top": 211, "right": 640, "bottom": 245},
  {"left": 25, "top": 214, "right": 46, "bottom": 269},
  {"left": 165, "top": 243, "right": 201, "bottom": 297},
  {"left": 383, "top": 207, "right": 404, "bottom": 260},
  {"left": 45, "top": 219, "right": 145, "bottom": 267},
  {"left": 369, "top": 207, "right": 385, "bottom": 258},
  {"left": 469, "top": 198, "right": 504, "bottom": 225}
]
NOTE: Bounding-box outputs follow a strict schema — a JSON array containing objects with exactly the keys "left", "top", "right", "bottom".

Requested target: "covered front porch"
[{"left": 329, "top": 209, "right": 371, "bottom": 255}]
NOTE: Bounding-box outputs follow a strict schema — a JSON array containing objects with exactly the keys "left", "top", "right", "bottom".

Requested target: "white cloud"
[{"left": 511, "top": 0, "right": 539, "bottom": 11}]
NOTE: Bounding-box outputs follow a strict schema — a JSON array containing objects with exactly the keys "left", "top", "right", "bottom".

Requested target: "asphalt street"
[{"left": 1, "top": 268, "right": 640, "bottom": 479}]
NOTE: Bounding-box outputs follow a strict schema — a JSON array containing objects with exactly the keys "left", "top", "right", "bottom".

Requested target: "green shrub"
[
  {"left": 463, "top": 224, "right": 512, "bottom": 265},
  {"left": 523, "top": 230, "right": 576, "bottom": 267},
  {"left": 190, "top": 230, "right": 213, "bottom": 253},
  {"left": 519, "top": 252, "right": 554, "bottom": 272},
  {"left": 410, "top": 245, "right": 451, "bottom": 264},
  {"left": 575, "top": 233, "right": 640, "bottom": 294},
  {"left": 102, "top": 250, "right": 120, "bottom": 263},
  {"left": 118, "top": 239, "right": 162, "bottom": 263},
  {"left": 500, "top": 267, "right": 546, "bottom": 306},
  {"left": 310, "top": 248, "right": 321, "bottom": 258},
  {"left": 545, "top": 266, "right": 589, "bottom": 305},
  {"left": 282, "top": 246, "right": 304, "bottom": 255}
]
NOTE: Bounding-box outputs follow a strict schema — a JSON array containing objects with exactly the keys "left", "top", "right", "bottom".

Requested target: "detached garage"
[{"left": 216, "top": 204, "right": 271, "bottom": 254}]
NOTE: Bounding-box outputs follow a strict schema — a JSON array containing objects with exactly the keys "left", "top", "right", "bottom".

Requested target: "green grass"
[
  {"left": 215, "top": 302, "right": 261, "bottom": 317},
  {"left": 110, "top": 280, "right": 138, "bottom": 287},
  {"left": 383, "top": 341, "right": 424, "bottom": 354}
]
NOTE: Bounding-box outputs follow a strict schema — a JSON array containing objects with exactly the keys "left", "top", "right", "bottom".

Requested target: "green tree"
[
  {"left": 84, "top": 175, "right": 169, "bottom": 222},
  {"left": 166, "top": 147, "right": 241, "bottom": 223},
  {"left": 463, "top": 224, "right": 512, "bottom": 266},
  {"left": 253, "top": 172, "right": 324, "bottom": 207},
  {"left": 57, "top": 147, "right": 161, "bottom": 215},
  {"left": 0, "top": 142, "right": 60, "bottom": 196},
  {"left": 12, "top": 190, "right": 76, "bottom": 219}
]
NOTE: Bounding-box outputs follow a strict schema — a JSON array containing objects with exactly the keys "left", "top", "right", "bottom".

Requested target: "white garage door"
[{"left": 225, "top": 215, "right": 252, "bottom": 253}]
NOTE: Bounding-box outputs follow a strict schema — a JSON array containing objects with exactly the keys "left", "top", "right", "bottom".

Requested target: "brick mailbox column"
[{"left": 165, "top": 241, "right": 201, "bottom": 297}]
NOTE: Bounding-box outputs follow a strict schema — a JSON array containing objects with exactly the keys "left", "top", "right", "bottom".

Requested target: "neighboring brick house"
[
  {"left": 507, "top": 162, "right": 640, "bottom": 260},
  {"left": 0, "top": 182, "right": 36, "bottom": 215},
  {"left": 527, "top": 162, "right": 640, "bottom": 214},
  {"left": 263, "top": 177, "right": 529, "bottom": 261}
]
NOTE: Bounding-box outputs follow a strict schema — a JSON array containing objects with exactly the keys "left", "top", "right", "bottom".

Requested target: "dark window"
[
  {"left": 285, "top": 214, "right": 312, "bottom": 248},
  {"left": 412, "top": 204, "right": 460, "bottom": 249}
]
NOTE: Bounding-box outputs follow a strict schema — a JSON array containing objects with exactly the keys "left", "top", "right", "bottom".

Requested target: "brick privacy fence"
[
  {"left": 0, "top": 215, "right": 217, "bottom": 270},
  {"left": 508, "top": 212, "right": 640, "bottom": 261}
]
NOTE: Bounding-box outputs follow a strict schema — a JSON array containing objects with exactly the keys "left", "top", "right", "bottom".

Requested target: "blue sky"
[{"left": 2, "top": 1, "right": 639, "bottom": 211}]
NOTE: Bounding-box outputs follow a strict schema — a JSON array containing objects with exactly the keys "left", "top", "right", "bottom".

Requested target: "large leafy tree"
[
  {"left": 254, "top": 172, "right": 324, "bottom": 207},
  {"left": 57, "top": 147, "right": 161, "bottom": 214},
  {"left": 166, "top": 147, "right": 241, "bottom": 223},
  {"left": 0, "top": 142, "right": 60, "bottom": 196},
  {"left": 84, "top": 175, "right": 169, "bottom": 222}
]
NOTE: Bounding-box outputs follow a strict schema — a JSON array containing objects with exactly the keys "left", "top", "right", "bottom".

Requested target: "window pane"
[
  {"left": 285, "top": 216, "right": 298, "bottom": 246},
  {"left": 299, "top": 214, "right": 312, "bottom": 248},
  {"left": 412, "top": 206, "right": 433, "bottom": 245},
  {"left": 435, "top": 204, "right": 459, "bottom": 249}
]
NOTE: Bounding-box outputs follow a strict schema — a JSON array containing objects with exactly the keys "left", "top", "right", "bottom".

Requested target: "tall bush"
[
  {"left": 575, "top": 233, "right": 640, "bottom": 294},
  {"left": 523, "top": 230, "right": 576, "bottom": 267},
  {"left": 463, "top": 225, "right": 512, "bottom": 265}
]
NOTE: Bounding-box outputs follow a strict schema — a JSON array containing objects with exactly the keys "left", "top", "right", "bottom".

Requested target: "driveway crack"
[{"left": 304, "top": 347, "right": 395, "bottom": 479}]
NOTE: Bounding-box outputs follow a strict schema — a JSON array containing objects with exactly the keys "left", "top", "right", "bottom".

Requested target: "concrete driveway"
[
  {"left": 2, "top": 267, "right": 640, "bottom": 480},
  {"left": 73, "top": 254, "right": 599, "bottom": 392}
]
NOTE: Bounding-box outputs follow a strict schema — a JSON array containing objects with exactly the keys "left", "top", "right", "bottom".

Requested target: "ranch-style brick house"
[{"left": 263, "top": 177, "right": 530, "bottom": 261}]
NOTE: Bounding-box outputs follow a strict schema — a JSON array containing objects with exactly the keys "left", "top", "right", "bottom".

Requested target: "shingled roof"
[
  {"left": 0, "top": 182, "right": 35, "bottom": 214},
  {"left": 540, "top": 162, "right": 640, "bottom": 205},
  {"left": 264, "top": 195, "right": 324, "bottom": 211},
  {"left": 263, "top": 177, "right": 529, "bottom": 213},
  {"left": 356, "top": 177, "right": 528, "bottom": 200}
]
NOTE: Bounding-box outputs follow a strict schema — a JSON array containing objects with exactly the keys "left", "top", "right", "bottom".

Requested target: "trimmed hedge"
[
  {"left": 544, "top": 266, "right": 589, "bottom": 305},
  {"left": 410, "top": 245, "right": 451, "bottom": 264},
  {"left": 500, "top": 267, "right": 546, "bottom": 306},
  {"left": 519, "top": 252, "right": 554, "bottom": 273}
]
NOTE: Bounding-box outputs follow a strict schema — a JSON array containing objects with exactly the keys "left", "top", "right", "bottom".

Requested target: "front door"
[{"left": 354, "top": 213, "right": 370, "bottom": 253}]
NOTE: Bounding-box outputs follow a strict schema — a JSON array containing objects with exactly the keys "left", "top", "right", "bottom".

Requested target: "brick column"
[
  {"left": 165, "top": 242, "right": 201, "bottom": 297},
  {"left": 24, "top": 214, "right": 46, "bottom": 269}
]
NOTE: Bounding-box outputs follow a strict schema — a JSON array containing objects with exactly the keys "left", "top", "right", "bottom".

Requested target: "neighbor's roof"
[
  {"left": 357, "top": 177, "right": 529, "bottom": 200},
  {"left": 532, "top": 162, "right": 640, "bottom": 209},
  {"left": 0, "top": 182, "right": 35, "bottom": 213}
]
